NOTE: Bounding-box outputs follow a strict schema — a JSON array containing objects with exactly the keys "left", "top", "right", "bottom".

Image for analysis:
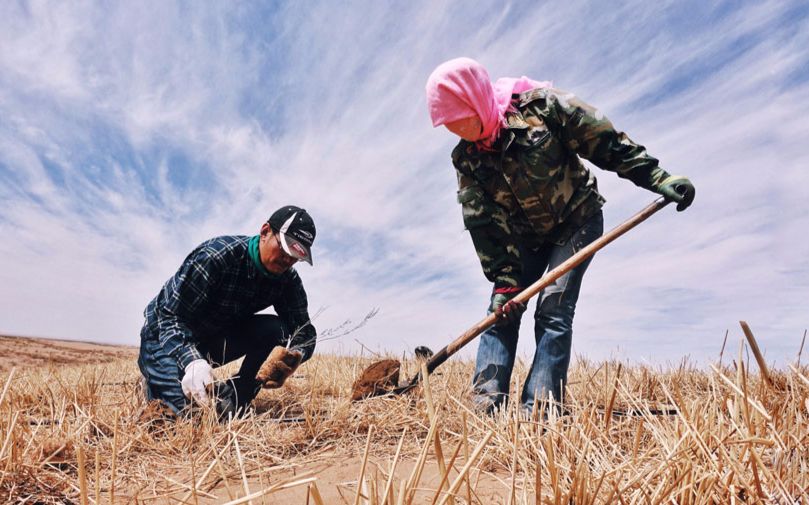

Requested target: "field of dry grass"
[
  {"left": 0, "top": 335, "right": 136, "bottom": 374},
  {"left": 0, "top": 335, "right": 807, "bottom": 504}
]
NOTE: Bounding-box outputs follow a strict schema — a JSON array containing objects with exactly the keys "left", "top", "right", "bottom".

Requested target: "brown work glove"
[{"left": 256, "top": 346, "right": 303, "bottom": 389}]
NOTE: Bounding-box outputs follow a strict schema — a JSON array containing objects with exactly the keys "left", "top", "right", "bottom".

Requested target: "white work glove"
[{"left": 181, "top": 359, "right": 213, "bottom": 407}]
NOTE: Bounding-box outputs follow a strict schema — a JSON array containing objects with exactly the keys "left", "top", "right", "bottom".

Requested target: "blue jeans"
[
  {"left": 472, "top": 211, "right": 604, "bottom": 413},
  {"left": 138, "top": 314, "right": 285, "bottom": 415}
]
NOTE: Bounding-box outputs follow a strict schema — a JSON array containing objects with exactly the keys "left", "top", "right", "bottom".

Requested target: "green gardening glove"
[
  {"left": 656, "top": 175, "right": 695, "bottom": 211},
  {"left": 489, "top": 287, "right": 526, "bottom": 326}
]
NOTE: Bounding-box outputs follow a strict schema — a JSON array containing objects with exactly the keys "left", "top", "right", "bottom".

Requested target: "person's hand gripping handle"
[
  {"left": 656, "top": 175, "right": 695, "bottom": 211},
  {"left": 489, "top": 286, "right": 526, "bottom": 325}
]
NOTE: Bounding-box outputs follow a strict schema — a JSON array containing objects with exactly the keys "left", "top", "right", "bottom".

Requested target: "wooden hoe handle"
[{"left": 404, "top": 197, "right": 671, "bottom": 390}]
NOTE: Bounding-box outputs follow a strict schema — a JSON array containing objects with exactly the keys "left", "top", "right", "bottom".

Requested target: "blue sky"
[{"left": 1, "top": 1, "right": 807, "bottom": 366}]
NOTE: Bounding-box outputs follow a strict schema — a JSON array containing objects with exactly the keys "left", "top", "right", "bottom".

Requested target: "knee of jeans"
[
  {"left": 152, "top": 386, "right": 188, "bottom": 415},
  {"left": 484, "top": 323, "right": 521, "bottom": 345},
  {"left": 536, "top": 280, "right": 576, "bottom": 310},
  {"left": 535, "top": 302, "right": 576, "bottom": 328},
  {"left": 473, "top": 364, "right": 510, "bottom": 391}
]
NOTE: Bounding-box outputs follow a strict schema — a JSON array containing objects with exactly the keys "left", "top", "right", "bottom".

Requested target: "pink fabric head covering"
[{"left": 425, "top": 57, "right": 551, "bottom": 146}]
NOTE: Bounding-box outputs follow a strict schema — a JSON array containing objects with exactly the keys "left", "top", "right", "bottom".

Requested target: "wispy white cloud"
[{"left": 0, "top": 0, "right": 806, "bottom": 366}]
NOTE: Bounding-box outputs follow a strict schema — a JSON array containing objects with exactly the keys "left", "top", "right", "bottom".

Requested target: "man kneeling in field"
[{"left": 138, "top": 206, "right": 317, "bottom": 418}]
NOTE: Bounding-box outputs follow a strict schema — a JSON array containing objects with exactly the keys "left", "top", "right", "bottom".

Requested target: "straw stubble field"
[{"left": 0, "top": 335, "right": 807, "bottom": 504}]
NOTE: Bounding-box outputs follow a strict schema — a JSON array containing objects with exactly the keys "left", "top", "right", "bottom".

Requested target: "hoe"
[{"left": 351, "top": 197, "right": 671, "bottom": 401}]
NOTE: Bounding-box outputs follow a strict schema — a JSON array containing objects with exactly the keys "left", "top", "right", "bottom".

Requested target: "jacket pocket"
[{"left": 519, "top": 127, "right": 564, "bottom": 181}]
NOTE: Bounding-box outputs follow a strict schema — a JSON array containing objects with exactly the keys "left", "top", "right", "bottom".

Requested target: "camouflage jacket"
[{"left": 452, "top": 87, "right": 669, "bottom": 289}]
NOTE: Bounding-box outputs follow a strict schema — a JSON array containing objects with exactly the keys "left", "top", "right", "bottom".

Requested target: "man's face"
[
  {"left": 259, "top": 223, "right": 298, "bottom": 274},
  {"left": 444, "top": 115, "right": 483, "bottom": 141}
]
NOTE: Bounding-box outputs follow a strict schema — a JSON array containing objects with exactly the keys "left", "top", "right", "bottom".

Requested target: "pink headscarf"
[{"left": 425, "top": 57, "right": 551, "bottom": 147}]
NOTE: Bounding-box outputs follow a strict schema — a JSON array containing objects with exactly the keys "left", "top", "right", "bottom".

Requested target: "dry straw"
[{"left": 0, "top": 332, "right": 807, "bottom": 503}]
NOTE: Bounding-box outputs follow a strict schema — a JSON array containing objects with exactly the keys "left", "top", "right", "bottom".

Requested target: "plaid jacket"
[{"left": 140, "top": 235, "right": 316, "bottom": 369}]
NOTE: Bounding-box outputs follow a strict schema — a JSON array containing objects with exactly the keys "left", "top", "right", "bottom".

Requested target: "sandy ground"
[
  {"left": 185, "top": 456, "right": 512, "bottom": 504},
  {"left": 0, "top": 334, "right": 137, "bottom": 373}
]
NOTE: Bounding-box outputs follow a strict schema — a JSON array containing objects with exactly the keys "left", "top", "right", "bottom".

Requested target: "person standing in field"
[
  {"left": 425, "top": 57, "right": 694, "bottom": 414},
  {"left": 138, "top": 205, "right": 318, "bottom": 418}
]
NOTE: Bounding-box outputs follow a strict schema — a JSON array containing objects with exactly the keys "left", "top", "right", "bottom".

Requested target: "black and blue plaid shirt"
[{"left": 140, "top": 235, "right": 316, "bottom": 369}]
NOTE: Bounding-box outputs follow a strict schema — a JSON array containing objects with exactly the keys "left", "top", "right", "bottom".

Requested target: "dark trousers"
[{"left": 138, "top": 314, "right": 286, "bottom": 415}]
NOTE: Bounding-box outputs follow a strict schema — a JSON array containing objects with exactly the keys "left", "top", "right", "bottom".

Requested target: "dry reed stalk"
[
  {"left": 604, "top": 364, "right": 621, "bottom": 431},
  {"left": 588, "top": 469, "right": 607, "bottom": 504},
  {"left": 631, "top": 419, "right": 644, "bottom": 462},
  {"left": 3, "top": 418, "right": 18, "bottom": 478},
  {"left": 535, "top": 449, "right": 541, "bottom": 505},
  {"left": 354, "top": 424, "right": 375, "bottom": 505},
  {"left": 541, "top": 435, "right": 560, "bottom": 503},
  {"left": 428, "top": 436, "right": 464, "bottom": 505},
  {"left": 404, "top": 412, "right": 440, "bottom": 504},
  {"left": 94, "top": 446, "right": 100, "bottom": 505},
  {"left": 767, "top": 421, "right": 788, "bottom": 452},
  {"left": 462, "top": 411, "right": 472, "bottom": 505},
  {"left": 178, "top": 434, "right": 236, "bottom": 503},
  {"left": 358, "top": 479, "right": 370, "bottom": 505},
  {"left": 370, "top": 473, "right": 378, "bottom": 505},
  {"left": 650, "top": 461, "right": 690, "bottom": 505},
  {"left": 725, "top": 437, "right": 774, "bottom": 447},
  {"left": 420, "top": 361, "right": 448, "bottom": 495},
  {"left": 435, "top": 430, "right": 494, "bottom": 505},
  {"left": 740, "top": 359, "right": 755, "bottom": 432},
  {"left": 0, "top": 368, "right": 15, "bottom": 411},
  {"left": 232, "top": 431, "right": 253, "bottom": 504},
  {"left": 619, "top": 431, "right": 687, "bottom": 495},
  {"left": 659, "top": 381, "right": 719, "bottom": 472},
  {"left": 739, "top": 321, "right": 772, "bottom": 387},
  {"left": 601, "top": 478, "right": 618, "bottom": 504},
  {"left": 219, "top": 475, "right": 317, "bottom": 505},
  {"left": 190, "top": 452, "right": 199, "bottom": 505},
  {"left": 789, "top": 365, "right": 809, "bottom": 387},
  {"left": 735, "top": 338, "right": 745, "bottom": 422},
  {"left": 747, "top": 441, "right": 791, "bottom": 501},
  {"left": 746, "top": 442, "right": 765, "bottom": 501},
  {"left": 309, "top": 482, "right": 325, "bottom": 505},
  {"left": 508, "top": 411, "right": 518, "bottom": 505},
  {"left": 395, "top": 479, "right": 406, "bottom": 505},
  {"left": 110, "top": 408, "right": 119, "bottom": 505},
  {"left": 162, "top": 475, "right": 218, "bottom": 499},
  {"left": 77, "top": 444, "right": 88, "bottom": 505},
  {"left": 381, "top": 427, "right": 406, "bottom": 505},
  {"left": 710, "top": 365, "right": 771, "bottom": 420},
  {"left": 528, "top": 399, "right": 541, "bottom": 505},
  {"left": 603, "top": 362, "right": 610, "bottom": 418},
  {"left": 0, "top": 410, "right": 19, "bottom": 484}
]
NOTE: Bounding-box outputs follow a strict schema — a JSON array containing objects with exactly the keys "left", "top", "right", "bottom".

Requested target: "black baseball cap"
[{"left": 268, "top": 205, "right": 316, "bottom": 265}]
